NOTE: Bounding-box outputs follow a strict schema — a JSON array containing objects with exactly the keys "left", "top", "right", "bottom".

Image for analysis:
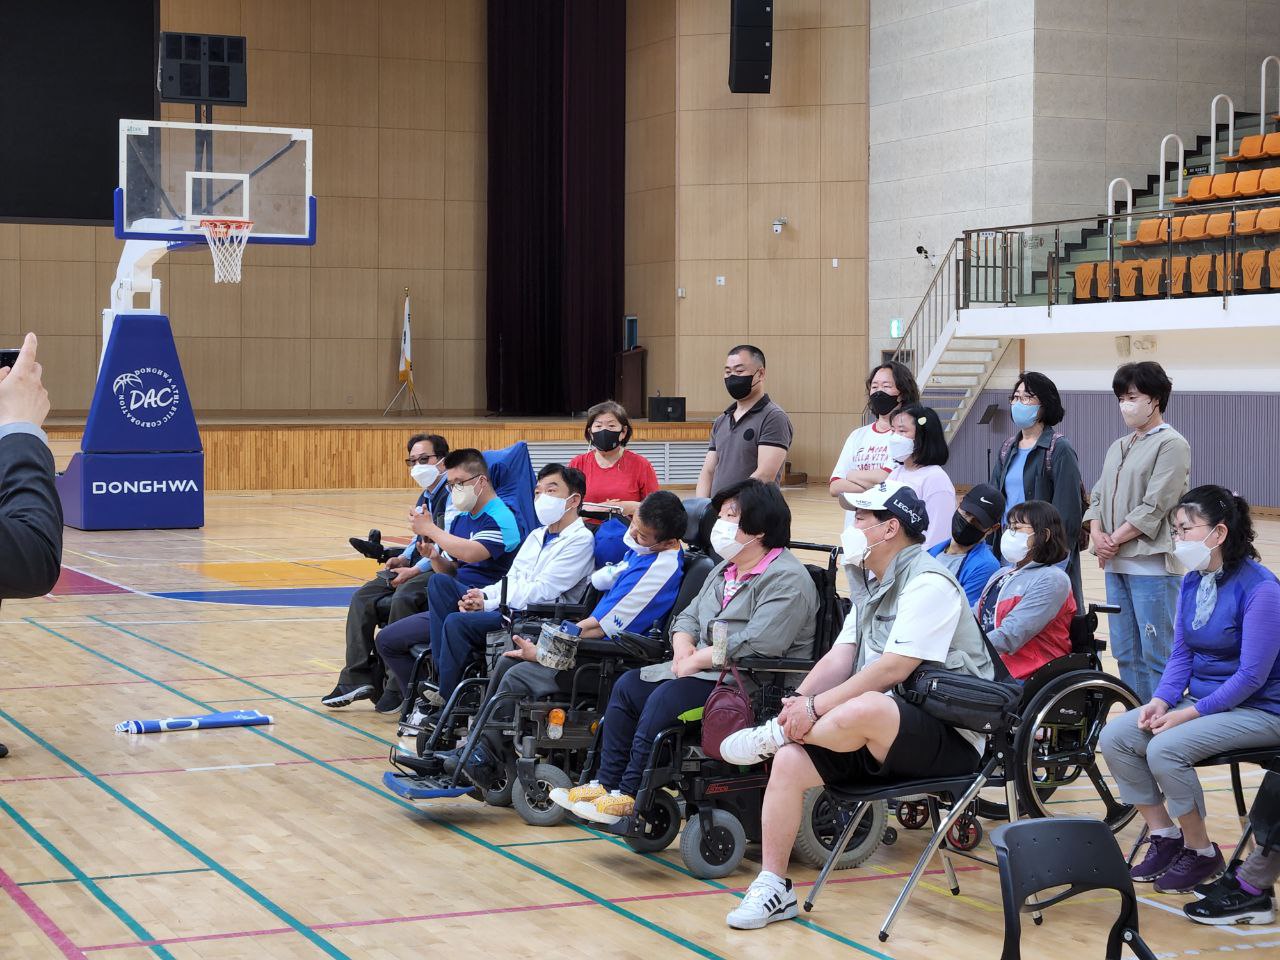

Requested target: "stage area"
[{"left": 2, "top": 487, "right": 1278, "bottom": 958}]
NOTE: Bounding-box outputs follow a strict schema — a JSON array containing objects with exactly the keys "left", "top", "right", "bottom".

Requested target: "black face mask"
[
  {"left": 590, "top": 429, "right": 622, "bottom": 452},
  {"left": 725, "top": 373, "right": 756, "bottom": 401},
  {"left": 868, "top": 390, "right": 898, "bottom": 417},
  {"left": 951, "top": 512, "right": 986, "bottom": 548}
]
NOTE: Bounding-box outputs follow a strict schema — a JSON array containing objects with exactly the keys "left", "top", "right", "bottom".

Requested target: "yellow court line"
[
  {"left": 868, "top": 862, "right": 1000, "bottom": 913},
  {"left": 60, "top": 546, "right": 118, "bottom": 568}
]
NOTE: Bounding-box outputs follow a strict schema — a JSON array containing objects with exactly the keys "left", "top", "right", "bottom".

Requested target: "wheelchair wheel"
[
  {"left": 793, "top": 789, "right": 888, "bottom": 870},
  {"left": 469, "top": 759, "right": 514, "bottom": 808},
  {"left": 1012, "top": 671, "right": 1140, "bottom": 832},
  {"left": 680, "top": 808, "right": 747, "bottom": 879},
  {"left": 626, "top": 791, "right": 682, "bottom": 854},
  {"left": 895, "top": 799, "right": 930, "bottom": 830},
  {"left": 512, "top": 763, "right": 571, "bottom": 827}
]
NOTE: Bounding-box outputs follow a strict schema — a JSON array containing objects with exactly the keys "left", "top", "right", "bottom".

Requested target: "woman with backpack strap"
[{"left": 990, "top": 372, "right": 1086, "bottom": 610}]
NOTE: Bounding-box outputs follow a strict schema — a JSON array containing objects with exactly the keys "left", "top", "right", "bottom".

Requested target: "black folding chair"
[{"left": 992, "top": 817, "right": 1157, "bottom": 960}]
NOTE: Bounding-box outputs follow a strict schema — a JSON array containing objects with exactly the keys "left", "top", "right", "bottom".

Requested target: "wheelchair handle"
[{"left": 1089, "top": 603, "right": 1122, "bottom": 616}]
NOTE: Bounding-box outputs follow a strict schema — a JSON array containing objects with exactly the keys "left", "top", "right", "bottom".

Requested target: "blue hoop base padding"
[
  {"left": 58, "top": 451, "right": 204, "bottom": 531},
  {"left": 381, "top": 770, "right": 472, "bottom": 800}
]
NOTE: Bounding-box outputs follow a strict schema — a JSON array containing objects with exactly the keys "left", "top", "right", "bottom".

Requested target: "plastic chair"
[{"left": 992, "top": 818, "right": 1158, "bottom": 960}]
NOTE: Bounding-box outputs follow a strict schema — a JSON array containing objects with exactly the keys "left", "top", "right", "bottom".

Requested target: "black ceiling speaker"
[{"left": 729, "top": 0, "right": 772, "bottom": 94}]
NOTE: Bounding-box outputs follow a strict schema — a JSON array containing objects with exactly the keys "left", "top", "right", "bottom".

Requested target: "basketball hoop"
[{"left": 198, "top": 217, "right": 254, "bottom": 283}]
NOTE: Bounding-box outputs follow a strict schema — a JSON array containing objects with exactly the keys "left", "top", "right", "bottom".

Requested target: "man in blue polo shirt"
[
  {"left": 356, "top": 448, "right": 521, "bottom": 713},
  {"left": 928, "top": 484, "right": 1005, "bottom": 605}
]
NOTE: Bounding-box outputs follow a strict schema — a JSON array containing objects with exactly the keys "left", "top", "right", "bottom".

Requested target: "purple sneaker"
[
  {"left": 1154, "top": 844, "right": 1226, "bottom": 894},
  {"left": 1130, "top": 833, "right": 1185, "bottom": 882}
]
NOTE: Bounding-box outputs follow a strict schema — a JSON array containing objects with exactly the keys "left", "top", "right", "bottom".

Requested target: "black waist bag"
[{"left": 894, "top": 619, "right": 1021, "bottom": 734}]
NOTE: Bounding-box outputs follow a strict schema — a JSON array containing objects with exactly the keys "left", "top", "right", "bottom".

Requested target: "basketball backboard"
[{"left": 116, "top": 119, "right": 314, "bottom": 245}]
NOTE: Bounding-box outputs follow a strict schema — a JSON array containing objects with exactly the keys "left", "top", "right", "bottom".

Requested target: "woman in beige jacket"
[{"left": 1084, "top": 362, "right": 1191, "bottom": 701}]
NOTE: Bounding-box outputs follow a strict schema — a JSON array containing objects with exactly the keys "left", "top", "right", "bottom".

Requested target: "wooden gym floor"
[{"left": 2, "top": 485, "right": 1279, "bottom": 959}]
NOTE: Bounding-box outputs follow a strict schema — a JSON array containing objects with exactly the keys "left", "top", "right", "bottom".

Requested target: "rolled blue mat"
[{"left": 114, "top": 710, "right": 274, "bottom": 734}]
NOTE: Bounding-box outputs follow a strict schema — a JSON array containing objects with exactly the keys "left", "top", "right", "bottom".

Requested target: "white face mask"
[
  {"left": 1001, "top": 530, "right": 1030, "bottom": 565},
  {"left": 534, "top": 493, "right": 571, "bottom": 526},
  {"left": 886, "top": 433, "right": 915, "bottom": 463},
  {"left": 710, "top": 518, "right": 757, "bottom": 562},
  {"left": 841, "top": 519, "right": 889, "bottom": 567},
  {"left": 623, "top": 529, "right": 654, "bottom": 555},
  {"left": 450, "top": 479, "right": 479, "bottom": 513},
  {"left": 1119, "top": 397, "right": 1154, "bottom": 429},
  {"left": 410, "top": 463, "right": 439, "bottom": 489},
  {"left": 1173, "top": 526, "right": 1222, "bottom": 573}
]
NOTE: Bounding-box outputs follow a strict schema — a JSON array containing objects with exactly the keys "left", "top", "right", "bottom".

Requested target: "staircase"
[{"left": 891, "top": 238, "right": 1014, "bottom": 440}]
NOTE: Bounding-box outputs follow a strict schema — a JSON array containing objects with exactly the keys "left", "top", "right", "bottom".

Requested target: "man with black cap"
[
  {"left": 928, "top": 483, "right": 1006, "bottom": 605},
  {"left": 720, "top": 479, "right": 997, "bottom": 930}
]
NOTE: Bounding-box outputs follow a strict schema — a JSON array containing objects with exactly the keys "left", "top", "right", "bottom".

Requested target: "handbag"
[
  {"left": 701, "top": 663, "right": 755, "bottom": 762},
  {"left": 894, "top": 625, "right": 1022, "bottom": 734}
]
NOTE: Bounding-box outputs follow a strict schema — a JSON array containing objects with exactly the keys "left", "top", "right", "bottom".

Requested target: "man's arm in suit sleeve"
[{"left": 0, "top": 429, "right": 63, "bottom": 599}]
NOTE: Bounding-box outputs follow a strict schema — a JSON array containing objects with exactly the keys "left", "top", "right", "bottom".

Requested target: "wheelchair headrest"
[{"left": 681, "top": 497, "right": 716, "bottom": 551}]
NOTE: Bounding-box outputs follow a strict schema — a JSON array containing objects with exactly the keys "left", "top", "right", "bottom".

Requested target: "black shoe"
[
  {"left": 0, "top": 742, "right": 7, "bottom": 759},
  {"left": 1184, "top": 875, "right": 1276, "bottom": 925},
  {"left": 438, "top": 747, "right": 465, "bottom": 775},
  {"left": 1194, "top": 863, "right": 1240, "bottom": 899},
  {"left": 349, "top": 529, "right": 385, "bottom": 560},
  {"left": 462, "top": 744, "right": 502, "bottom": 790},
  {"left": 374, "top": 688, "right": 405, "bottom": 715},
  {"left": 321, "top": 683, "right": 374, "bottom": 708}
]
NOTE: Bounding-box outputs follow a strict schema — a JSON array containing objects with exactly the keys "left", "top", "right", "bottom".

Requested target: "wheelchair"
[
  {"left": 581, "top": 541, "right": 897, "bottom": 879},
  {"left": 380, "top": 498, "right": 719, "bottom": 816},
  {"left": 804, "top": 601, "right": 1142, "bottom": 944}
]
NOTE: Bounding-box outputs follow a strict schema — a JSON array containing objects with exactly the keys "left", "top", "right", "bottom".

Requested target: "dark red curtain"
[{"left": 486, "top": 0, "right": 625, "bottom": 415}]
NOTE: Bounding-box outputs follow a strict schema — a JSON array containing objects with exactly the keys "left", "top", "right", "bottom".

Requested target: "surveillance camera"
[
  {"left": 771, "top": 216, "right": 788, "bottom": 235},
  {"left": 915, "top": 245, "right": 927, "bottom": 256}
]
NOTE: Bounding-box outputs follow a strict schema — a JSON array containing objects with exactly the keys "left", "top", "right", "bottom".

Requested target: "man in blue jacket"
[{"left": 928, "top": 484, "right": 1005, "bottom": 605}]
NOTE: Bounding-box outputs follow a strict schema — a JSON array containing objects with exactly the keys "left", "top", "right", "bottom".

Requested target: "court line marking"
[
  {"left": 0, "top": 860, "right": 89, "bottom": 960},
  {"left": 19, "top": 868, "right": 214, "bottom": 889},
  {"left": 0, "top": 756, "right": 383, "bottom": 785},
  {"left": 0, "top": 669, "right": 332, "bottom": 694},
  {"left": 29, "top": 619, "right": 731, "bottom": 960},
  {"left": 0, "top": 793, "right": 175, "bottom": 959},
  {"left": 1138, "top": 893, "right": 1280, "bottom": 936},
  {"left": 83, "top": 616, "right": 900, "bottom": 958},
  {"left": 0, "top": 703, "right": 353, "bottom": 960}
]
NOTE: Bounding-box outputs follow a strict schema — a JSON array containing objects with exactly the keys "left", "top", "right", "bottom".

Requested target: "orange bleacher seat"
[
  {"left": 1119, "top": 218, "right": 1166, "bottom": 247},
  {"left": 1171, "top": 175, "right": 1213, "bottom": 204},
  {"left": 1074, "top": 263, "right": 1096, "bottom": 301},
  {"left": 1264, "top": 133, "right": 1280, "bottom": 158},
  {"left": 1206, "top": 213, "right": 1233, "bottom": 238},
  {"left": 1269, "top": 249, "right": 1280, "bottom": 289},
  {"left": 1095, "top": 261, "right": 1114, "bottom": 298},
  {"left": 1235, "top": 209, "right": 1262, "bottom": 235},
  {"left": 1140, "top": 257, "right": 1165, "bottom": 296},
  {"left": 1213, "top": 253, "right": 1234, "bottom": 292},
  {"left": 1180, "top": 214, "right": 1210, "bottom": 241},
  {"left": 1171, "top": 216, "right": 1186, "bottom": 241},
  {"left": 1261, "top": 167, "right": 1280, "bottom": 196},
  {"left": 1189, "top": 254, "right": 1214, "bottom": 293},
  {"left": 1240, "top": 249, "right": 1266, "bottom": 290},
  {"left": 1210, "top": 172, "right": 1239, "bottom": 199},
  {"left": 1169, "top": 256, "right": 1190, "bottom": 296},
  {"left": 1234, "top": 169, "right": 1265, "bottom": 197},
  {"left": 1224, "top": 135, "right": 1266, "bottom": 162},
  {"left": 1114, "top": 260, "right": 1141, "bottom": 297},
  {"left": 1256, "top": 207, "right": 1280, "bottom": 234}
]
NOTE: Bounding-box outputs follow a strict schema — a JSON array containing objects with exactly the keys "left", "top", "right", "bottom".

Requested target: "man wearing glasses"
[{"left": 323, "top": 433, "right": 452, "bottom": 710}]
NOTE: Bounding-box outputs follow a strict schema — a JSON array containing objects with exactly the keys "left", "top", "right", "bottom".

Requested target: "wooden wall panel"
[
  {"left": 821, "top": 257, "right": 868, "bottom": 336},
  {"left": 675, "top": 260, "right": 746, "bottom": 336},
  {"left": 0, "top": 262, "right": 19, "bottom": 337},
  {"left": 626, "top": 39, "right": 677, "bottom": 121},
  {"left": 311, "top": 268, "right": 379, "bottom": 338},
  {"left": 820, "top": 181, "right": 868, "bottom": 259},
  {"left": 21, "top": 261, "right": 95, "bottom": 337},
  {"left": 176, "top": 337, "right": 243, "bottom": 410},
  {"left": 748, "top": 259, "right": 821, "bottom": 335},
  {"left": 311, "top": 0, "right": 380, "bottom": 57},
  {"left": 18, "top": 225, "right": 95, "bottom": 262},
  {"left": 310, "top": 197, "right": 379, "bottom": 268},
  {"left": 381, "top": 0, "right": 444, "bottom": 60},
  {"left": 819, "top": 334, "right": 868, "bottom": 414},
  {"left": 677, "top": 109, "right": 747, "bottom": 185},
  {"left": 821, "top": 26, "right": 869, "bottom": 104},
  {"left": 242, "top": 338, "right": 312, "bottom": 409},
  {"left": 242, "top": 266, "right": 311, "bottom": 337},
  {"left": 746, "top": 182, "right": 821, "bottom": 259},
  {"left": 443, "top": 201, "right": 484, "bottom": 270},
  {"left": 244, "top": 0, "right": 311, "bottom": 52},
  {"left": 311, "top": 54, "right": 380, "bottom": 127},
  {"left": 311, "top": 338, "right": 380, "bottom": 409},
  {"left": 314, "top": 124, "right": 381, "bottom": 198},
  {"left": 0, "top": 224, "right": 18, "bottom": 259},
  {"left": 444, "top": 0, "right": 486, "bottom": 63},
  {"left": 443, "top": 61, "right": 485, "bottom": 132},
  {"left": 380, "top": 129, "right": 446, "bottom": 200},
  {"left": 381, "top": 59, "right": 447, "bottom": 130},
  {"left": 623, "top": 261, "right": 676, "bottom": 338},
  {"left": 677, "top": 185, "right": 747, "bottom": 261},
  {"left": 627, "top": 0, "right": 675, "bottom": 48},
  {"left": 379, "top": 199, "right": 445, "bottom": 269},
  {"left": 444, "top": 132, "right": 485, "bottom": 201},
  {"left": 749, "top": 28, "right": 821, "bottom": 108},
  {"left": 747, "top": 107, "right": 822, "bottom": 183},
  {"left": 821, "top": 103, "right": 870, "bottom": 183},
  {"left": 243, "top": 50, "right": 311, "bottom": 125},
  {"left": 443, "top": 269, "right": 485, "bottom": 340},
  {"left": 38, "top": 336, "right": 98, "bottom": 411},
  {"left": 168, "top": 262, "right": 241, "bottom": 337}
]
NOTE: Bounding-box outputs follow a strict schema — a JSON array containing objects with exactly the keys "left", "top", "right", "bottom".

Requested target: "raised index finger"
[{"left": 11, "top": 332, "right": 37, "bottom": 374}]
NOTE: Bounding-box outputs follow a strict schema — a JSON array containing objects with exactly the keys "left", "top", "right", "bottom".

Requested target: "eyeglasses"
[
  {"left": 1010, "top": 392, "right": 1039, "bottom": 403},
  {"left": 1172, "top": 521, "right": 1211, "bottom": 540},
  {"left": 405, "top": 454, "right": 440, "bottom": 466},
  {"left": 447, "top": 475, "right": 480, "bottom": 492}
]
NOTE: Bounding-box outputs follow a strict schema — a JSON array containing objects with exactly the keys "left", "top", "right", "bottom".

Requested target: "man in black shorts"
[{"left": 718, "top": 480, "right": 995, "bottom": 930}]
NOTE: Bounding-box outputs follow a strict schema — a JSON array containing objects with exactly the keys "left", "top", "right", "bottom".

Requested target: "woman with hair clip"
[
  {"left": 1100, "top": 486, "right": 1280, "bottom": 895},
  {"left": 880, "top": 403, "right": 954, "bottom": 549},
  {"left": 973, "top": 499, "right": 1076, "bottom": 679}
]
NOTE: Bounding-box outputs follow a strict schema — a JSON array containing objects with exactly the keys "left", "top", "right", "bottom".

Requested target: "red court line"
[
  {"left": 50, "top": 569, "right": 129, "bottom": 598},
  {"left": 0, "top": 670, "right": 332, "bottom": 693},
  {"left": 78, "top": 866, "right": 977, "bottom": 952},
  {"left": 0, "top": 755, "right": 384, "bottom": 785},
  {"left": 0, "top": 861, "right": 90, "bottom": 959}
]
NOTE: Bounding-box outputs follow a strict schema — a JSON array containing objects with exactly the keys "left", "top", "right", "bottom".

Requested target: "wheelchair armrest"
[
  {"left": 520, "top": 602, "right": 593, "bottom": 622},
  {"left": 597, "top": 630, "right": 668, "bottom": 663},
  {"left": 737, "top": 657, "right": 815, "bottom": 674}
]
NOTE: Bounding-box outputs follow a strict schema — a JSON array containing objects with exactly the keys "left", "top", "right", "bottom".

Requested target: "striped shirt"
[
  {"left": 591, "top": 547, "right": 685, "bottom": 638},
  {"left": 447, "top": 497, "right": 522, "bottom": 589}
]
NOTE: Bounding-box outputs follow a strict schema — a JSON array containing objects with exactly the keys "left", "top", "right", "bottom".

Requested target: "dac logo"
[{"left": 112, "top": 367, "right": 182, "bottom": 429}]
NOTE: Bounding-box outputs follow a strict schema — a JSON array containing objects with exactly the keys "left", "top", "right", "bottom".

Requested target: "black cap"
[
  {"left": 883, "top": 484, "right": 930, "bottom": 538},
  {"left": 958, "top": 483, "right": 1006, "bottom": 529}
]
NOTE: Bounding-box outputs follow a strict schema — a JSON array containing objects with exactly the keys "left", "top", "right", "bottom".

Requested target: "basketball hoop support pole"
[{"left": 102, "top": 238, "right": 175, "bottom": 367}]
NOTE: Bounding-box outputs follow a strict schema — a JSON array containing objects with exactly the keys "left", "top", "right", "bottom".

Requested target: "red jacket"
[{"left": 976, "top": 563, "right": 1076, "bottom": 680}]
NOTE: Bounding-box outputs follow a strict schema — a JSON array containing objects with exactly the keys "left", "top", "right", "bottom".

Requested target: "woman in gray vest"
[{"left": 720, "top": 480, "right": 994, "bottom": 930}]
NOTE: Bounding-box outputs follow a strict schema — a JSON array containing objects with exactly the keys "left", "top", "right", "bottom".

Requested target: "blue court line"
[
  {"left": 152, "top": 587, "right": 359, "bottom": 608},
  {"left": 0, "top": 792, "right": 177, "bottom": 959},
  {"left": 19, "top": 867, "right": 213, "bottom": 888},
  {"left": 33, "top": 618, "right": 728, "bottom": 960},
  {"left": 497, "top": 836, "right": 608, "bottom": 848},
  {"left": 85, "top": 616, "right": 897, "bottom": 960}
]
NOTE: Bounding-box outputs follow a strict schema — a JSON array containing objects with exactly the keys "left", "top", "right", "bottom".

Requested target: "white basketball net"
[{"left": 198, "top": 217, "right": 254, "bottom": 283}]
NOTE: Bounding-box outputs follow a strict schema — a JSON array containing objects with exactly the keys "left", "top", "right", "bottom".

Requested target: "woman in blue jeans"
[
  {"left": 1100, "top": 486, "right": 1280, "bottom": 895},
  {"left": 1084, "top": 361, "right": 1191, "bottom": 701},
  {"left": 551, "top": 480, "right": 818, "bottom": 825}
]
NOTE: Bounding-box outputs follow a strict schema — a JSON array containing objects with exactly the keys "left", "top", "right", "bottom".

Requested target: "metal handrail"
[
  {"left": 1262, "top": 57, "right": 1279, "bottom": 137},
  {"left": 961, "top": 191, "right": 1280, "bottom": 236},
  {"left": 890, "top": 238, "right": 964, "bottom": 384},
  {"left": 1210, "top": 94, "right": 1235, "bottom": 175},
  {"left": 1107, "top": 177, "right": 1133, "bottom": 242},
  {"left": 1157, "top": 134, "right": 1185, "bottom": 209}
]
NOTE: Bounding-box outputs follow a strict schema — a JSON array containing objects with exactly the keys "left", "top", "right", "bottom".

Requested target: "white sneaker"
[
  {"left": 719, "top": 718, "right": 787, "bottom": 766},
  {"left": 726, "top": 875, "right": 798, "bottom": 929}
]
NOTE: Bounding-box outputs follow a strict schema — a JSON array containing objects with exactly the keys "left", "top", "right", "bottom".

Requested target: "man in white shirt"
[
  {"left": 427, "top": 463, "right": 595, "bottom": 709},
  {"left": 718, "top": 481, "right": 995, "bottom": 930}
]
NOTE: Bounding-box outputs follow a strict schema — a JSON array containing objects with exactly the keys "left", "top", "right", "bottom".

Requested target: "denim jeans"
[{"left": 1104, "top": 571, "right": 1181, "bottom": 702}]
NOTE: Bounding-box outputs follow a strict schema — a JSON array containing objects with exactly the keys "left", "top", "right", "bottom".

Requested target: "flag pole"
[{"left": 383, "top": 286, "right": 423, "bottom": 416}]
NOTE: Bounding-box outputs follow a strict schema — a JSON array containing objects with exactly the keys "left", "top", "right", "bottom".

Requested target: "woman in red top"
[{"left": 568, "top": 400, "right": 659, "bottom": 518}]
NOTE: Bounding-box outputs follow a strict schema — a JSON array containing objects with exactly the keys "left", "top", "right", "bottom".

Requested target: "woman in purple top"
[{"left": 1100, "top": 486, "right": 1280, "bottom": 895}]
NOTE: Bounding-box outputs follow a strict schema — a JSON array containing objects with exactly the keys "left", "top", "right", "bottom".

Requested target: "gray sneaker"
[{"left": 321, "top": 683, "right": 374, "bottom": 708}]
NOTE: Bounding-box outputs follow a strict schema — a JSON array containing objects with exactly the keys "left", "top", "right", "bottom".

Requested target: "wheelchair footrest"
[{"left": 382, "top": 770, "right": 472, "bottom": 800}]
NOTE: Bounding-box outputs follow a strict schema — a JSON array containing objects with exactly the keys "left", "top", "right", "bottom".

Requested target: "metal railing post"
[
  {"left": 1166, "top": 211, "right": 1175, "bottom": 299},
  {"left": 1051, "top": 225, "right": 1060, "bottom": 306},
  {"left": 1209, "top": 94, "right": 1235, "bottom": 175},
  {"left": 1261, "top": 57, "right": 1279, "bottom": 137},
  {"left": 1158, "top": 133, "right": 1185, "bottom": 208}
]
